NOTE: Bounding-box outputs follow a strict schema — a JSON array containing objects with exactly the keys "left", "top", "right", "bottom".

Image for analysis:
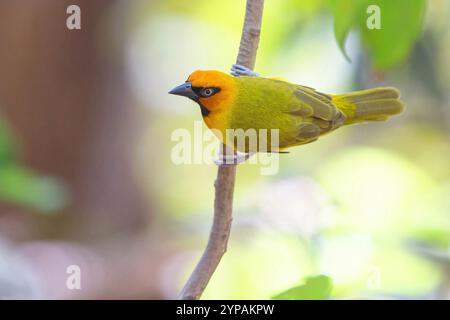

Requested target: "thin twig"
[{"left": 178, "top": 0, "right": 264, "bottom": 300}]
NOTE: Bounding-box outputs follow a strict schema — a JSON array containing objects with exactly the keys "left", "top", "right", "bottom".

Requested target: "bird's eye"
[{"left": 201, "top": 87, "right": 215, "bottom": 97}]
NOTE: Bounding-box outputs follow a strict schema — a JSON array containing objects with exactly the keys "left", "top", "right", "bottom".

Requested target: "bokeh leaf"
[
  {"left": 272, "top": 275, "right": 332, "bottom": 300},
  {"left": 0, "top": 118, "right": 17, "bottom": 165},
  {"left": 0, "top": 118, "right": 68, "bottom": 213},
  {"left": 0, "top": 164, "right": 69, "bottom": 213}
]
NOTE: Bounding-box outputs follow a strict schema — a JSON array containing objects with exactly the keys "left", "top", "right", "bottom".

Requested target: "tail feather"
[
  {"left": 334, "top": 87, "right": 405, "bottom": 124},
  {"left": 353, "top": 99, "right": 405, "bottom": 118}
]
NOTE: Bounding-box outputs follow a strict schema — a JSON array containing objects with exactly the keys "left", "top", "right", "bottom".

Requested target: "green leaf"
[
  {"left": 358, "top": 0, "right": 426, "bottom": 70},
  {"left": 272, "top": 275, "right": 332, "bottom": 300},
  {"left": 329, "top": 0, "right": 367, "bottom": 61},
  {"left": 329, "top": 0, "right": 426, "bottom": 70}
]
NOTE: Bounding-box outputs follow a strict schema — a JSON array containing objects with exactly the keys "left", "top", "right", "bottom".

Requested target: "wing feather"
[
  {"left": 287, "top": 85, "right": 347, "bottom": 144},
  {"left": 293, "top": 87, "right": 337, "bottom": 121}
]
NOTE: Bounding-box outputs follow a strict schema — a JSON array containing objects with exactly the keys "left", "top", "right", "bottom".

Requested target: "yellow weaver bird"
[{"left": 169, "top": 65, "right": 404, "bottom": 162}]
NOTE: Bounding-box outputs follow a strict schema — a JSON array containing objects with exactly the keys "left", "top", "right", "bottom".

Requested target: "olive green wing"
[{"left": 286, "top": 85, "right": 346, "bottom": 145}]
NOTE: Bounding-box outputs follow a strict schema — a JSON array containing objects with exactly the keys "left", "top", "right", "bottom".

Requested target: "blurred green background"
[{"left": 0, "top": 0, "right": 448, "bottom": 299}]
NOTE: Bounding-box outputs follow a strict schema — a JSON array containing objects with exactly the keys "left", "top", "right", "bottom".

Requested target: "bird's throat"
[
  {"left": 197, "top": 101, "right": 210, "bottom": 117},
  {"left": 188, "top": 96, "right": 210, "bottom": 117}
]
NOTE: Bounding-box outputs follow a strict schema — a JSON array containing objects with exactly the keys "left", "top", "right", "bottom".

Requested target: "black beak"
[{"left": 168, "top": 82, "right": 198, "bottom": 100}]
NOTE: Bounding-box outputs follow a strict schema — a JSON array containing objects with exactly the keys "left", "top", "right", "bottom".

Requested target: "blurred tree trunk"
[{"left": 0, "top": 0, "right": 150, "bottom": 237}]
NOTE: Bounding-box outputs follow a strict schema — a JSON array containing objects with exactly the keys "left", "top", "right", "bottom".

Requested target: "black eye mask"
[{"left": 192, "top": 87, "right": 221, "bottom": 98}]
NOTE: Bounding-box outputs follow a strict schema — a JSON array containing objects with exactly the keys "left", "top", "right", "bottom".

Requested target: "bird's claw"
[
  {"left": 214, "top": 152, "right": 255, "bottom": 166},
  {"left": 231, "top": 64, "right": 259, "bottom": 77}
]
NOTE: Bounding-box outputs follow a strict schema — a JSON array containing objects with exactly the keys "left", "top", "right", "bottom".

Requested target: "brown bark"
[{"left": 178, "top": 0, "right": 265, "bottom": 300}]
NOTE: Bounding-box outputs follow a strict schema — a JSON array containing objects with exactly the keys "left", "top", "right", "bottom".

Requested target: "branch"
[
  {"left": 236, "top": 0, "right": 264, "bottom": 69},
  {"left": 178, "top": 0, "right": 264, "bottom": 300}
]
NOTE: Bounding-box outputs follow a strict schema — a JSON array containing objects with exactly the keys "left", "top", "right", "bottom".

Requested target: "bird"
[{"left": 169, "top": 64, "right": 405, "bottom": 164}]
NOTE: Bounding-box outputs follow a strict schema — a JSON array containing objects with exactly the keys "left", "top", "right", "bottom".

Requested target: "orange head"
[{"left": 169, "top": 70, "right": 236, "bottom": 116}]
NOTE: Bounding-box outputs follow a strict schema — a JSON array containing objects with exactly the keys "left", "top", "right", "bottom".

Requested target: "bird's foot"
[
  {"left": 214, "top": 152, "right": 256, "bottom": 166},
  {"left": 231, "top": 64, "right": 259, "bottom": 77}
]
